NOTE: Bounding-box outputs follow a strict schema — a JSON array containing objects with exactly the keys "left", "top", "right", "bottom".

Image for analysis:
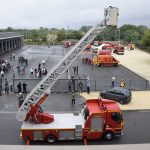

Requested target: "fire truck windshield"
[{"left": 111, "top": 112, "right": 122, "bottom": 122}]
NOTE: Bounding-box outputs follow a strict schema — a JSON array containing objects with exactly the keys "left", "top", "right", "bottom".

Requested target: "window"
[{"left": 111, "top": 112, "right": 122, "bottom": 122}]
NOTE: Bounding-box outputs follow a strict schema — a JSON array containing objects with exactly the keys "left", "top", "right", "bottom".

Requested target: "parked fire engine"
[
  {"left": 21, "top": 99, "right": 124, "bottom": 143},
  {"left": 16, "top": 6, "right": 121, "bottom": 144},
  {"left": 93, "top": 55, "right": 119, "bottom": 67},
  {"left": 128, "top": 43, "right": 135, "bottom": 50},
  {"left": 113, "top": 45, "right": 125, "bottom": 55}
]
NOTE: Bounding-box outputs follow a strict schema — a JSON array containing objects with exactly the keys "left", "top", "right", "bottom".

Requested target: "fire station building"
[{"left": 0, "top": 32, "right": 23, "bottom": 54}]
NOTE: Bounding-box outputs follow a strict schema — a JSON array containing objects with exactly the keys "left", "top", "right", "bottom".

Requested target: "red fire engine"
[
  {"left": 113, "top": 45, "right": 125, "bottom": 55},
  {"left": 20, "top": 99, "right": 124, "bottom": 144},
  {"left": 16, "top": 6, "right": 121, "bottom": 145}
]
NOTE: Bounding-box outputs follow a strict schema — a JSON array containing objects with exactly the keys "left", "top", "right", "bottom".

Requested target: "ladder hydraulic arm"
[{"left": 16, "top": 6, "right": 119, "bottom": 122}]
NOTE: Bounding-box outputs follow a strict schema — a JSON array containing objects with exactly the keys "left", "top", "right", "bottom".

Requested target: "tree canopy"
[{"left": 0, "top": 24, "right": 150, "bottom": 51}]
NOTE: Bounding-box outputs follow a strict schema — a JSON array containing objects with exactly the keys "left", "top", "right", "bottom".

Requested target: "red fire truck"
[
  {"left": 93, "top": 55, "right": 119, "bottom": 67},
  {"left": 17, "top": 6, "right": 121, "bottom": 145},
  {"left": 113, "top": 45, "right": 125, "bottom": 55},
  {"left": 20, "top": 99, "right": 124, "bottom": 144}
]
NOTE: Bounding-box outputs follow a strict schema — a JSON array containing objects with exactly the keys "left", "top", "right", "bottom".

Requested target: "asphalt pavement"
[
  {"left": 1, "top": 45, "right": 149, "bottom": 94},
  {"left": 1, "top": 111, "right": 150, "bottom": 145},
  {"left": 0, "top": 45, "right": 150, "bottom": 148}
]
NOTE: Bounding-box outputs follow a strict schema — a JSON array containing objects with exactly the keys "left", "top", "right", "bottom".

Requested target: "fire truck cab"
[{"left": 20, "top": 99, "right": 123, "bottom": 143}]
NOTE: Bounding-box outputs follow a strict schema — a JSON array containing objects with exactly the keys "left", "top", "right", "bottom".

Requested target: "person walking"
[
  {"left": 86, "top": 75, "right": 90, "bottom": 94},
  {"left": 42, "top": 60, "right": 45, "bottom": 66},
  {"left": 86, "top": 75, "right": 90, "bottom": 81},
  {"left": 120, "top": 79, "right": 125, "bottom": 88},
  {"left": 68, "top": 80, "right": 72, "bottom": 93},
  {"left": 71, "top": 90, "right": 76, "bottom": 105},
  {"left": 44, "top": 68, "right": 47, "bottom": 76},
  {"left": 76, "top": 65, "right": 79, "bottom": 75},
  {"left": 111, "top": 76, "right": 115, "bottom": 87},
  {"left": 39, "top": 70, "right": 42, "bottom": 78},
  {"left": 87, "top": 81, "right": 90, "bottom": 94},
  {"left": 17, "top": 82, "right": 22, "bottom": 93},
  {"left": 17, "top": 65, "right": 20, "bottom": 75},
  {"left": 4, "top": 79, "right": 9, "bottom": 94},
  {"left": 13, "top": 71, "right": 15, "bottom": 78},
  {"left": 30, "top": 68, "right": 34, "bottom": 76},
  {"left": 9, "top": 55, "right": 12, "bottom": 61},
  {"left": 13, "top": 54, "right": 15, "bottom": 61},
  {"left": 22, "top": 82, "right": 27, "bottom": 94},
  {"left": 78, "top": 80, "right": 83, "bottom": 94}
]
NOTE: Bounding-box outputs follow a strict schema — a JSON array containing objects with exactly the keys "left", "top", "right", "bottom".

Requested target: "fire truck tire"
[
  {"left": 104, "top": 131, "right": 113, "bottom": 140},
  {"left": 114, "top": 50, "right": 117, "bottom": 53},
  {"left": 46, "top": 135, "right": 56, "bottom": 143}
]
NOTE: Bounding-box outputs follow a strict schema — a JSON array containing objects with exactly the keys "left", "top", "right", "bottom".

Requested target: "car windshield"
[{"left": 107, "top": 87, "right": 131, "bottom": 96}]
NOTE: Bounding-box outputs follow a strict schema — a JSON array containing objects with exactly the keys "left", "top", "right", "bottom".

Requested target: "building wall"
[{"left": 0, "top": 33, "right": 23, "bottom": 54}]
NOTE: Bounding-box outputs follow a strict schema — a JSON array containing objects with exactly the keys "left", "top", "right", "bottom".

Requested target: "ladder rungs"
[
  {"left": 37, "top": 88, "right": 44, "bottom": 92},
  {"left": 17, "top": 22, "right": 105, "bottom": 120},
  {"left": 33, "top": 94, "right": 40, "bottom": 98},
  {"left": 43, "top": 83, "right": 50, "bottom": 87}
]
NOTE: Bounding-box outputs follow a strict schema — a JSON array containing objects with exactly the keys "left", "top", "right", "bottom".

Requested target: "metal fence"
[{"left": 12, "top": 78, "right": 150, "bottom": 93}]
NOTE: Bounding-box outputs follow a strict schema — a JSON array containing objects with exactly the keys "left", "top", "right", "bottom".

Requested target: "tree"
[
  {"left": 56, "top": 29, "right": 65, "bottom": 41},
  {"left": 142, "top": 29, "right": 150, "bottom": 50},
  {"left": 79, "top": 26, "right": 92, "bottom": 33},
  {"left": 31, "top": 30, "right": 38, "bottom": 42}
]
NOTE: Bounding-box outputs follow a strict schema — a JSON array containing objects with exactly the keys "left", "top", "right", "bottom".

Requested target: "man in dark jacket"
[
  {"left": 17, "top": 82, "right": 22, "bottom": 93},
  {"left": 78, "top": 80, "right": 83, "bottom": 94},
  {"left": 22, "top": 82, "right": 27, "bottom": 94}
]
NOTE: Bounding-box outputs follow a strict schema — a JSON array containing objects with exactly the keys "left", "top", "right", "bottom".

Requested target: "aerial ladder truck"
[{"left": 16, "top": 6, "right": 123, "bottom": 144}]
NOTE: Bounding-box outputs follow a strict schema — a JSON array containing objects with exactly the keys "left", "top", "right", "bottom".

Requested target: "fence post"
[
  {"left": 145, "top": 80, "right": 148, "bottom": 90},
  {"left": 13, "top": 78, "right": 15, "bottom": 94},
  {"left": 129, "top": 80, "right": 131, "bottom": 90},
  {"left": 95, "top": 80, "right": 96, "bottom": 91}
]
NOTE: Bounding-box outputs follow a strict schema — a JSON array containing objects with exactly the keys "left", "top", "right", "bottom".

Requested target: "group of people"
[
  {"left": 30, "top": 61, "right": 47, "bottom": 78},
  {"left": 82, "top": 57, "right": 93, "bottom": 66},
  {"left": 73, "top": 66, "right": 79, "bottom": 75},
  {"left": 17, "top": 81, "right": 28, "bottom": 107},
  {"left": 17, "top": 82, "right": 27, "bottom": 94},
  {"left": 111, "top": 76, "right": 126, "bottom": 88},
  {"left": 68, "top": 76, "right": 91, "bottom": 105},
  {"left": 16, "top": 56, "right": 28, "bottom": 76},
  {"left": 9, "top": 54, "right": 16, "bottom": 61},
  {"left": 0, "top": 59, "right": 12, "bottom": 78}
]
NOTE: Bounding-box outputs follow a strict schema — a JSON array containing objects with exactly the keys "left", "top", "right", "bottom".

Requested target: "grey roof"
[{"left": 0, "top": 32, "right": 23, "bottom": 40}]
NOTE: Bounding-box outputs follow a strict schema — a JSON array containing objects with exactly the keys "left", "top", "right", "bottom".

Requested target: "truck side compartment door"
[{"left": 88, "top": 117, "right": 104, "bottom": 139}]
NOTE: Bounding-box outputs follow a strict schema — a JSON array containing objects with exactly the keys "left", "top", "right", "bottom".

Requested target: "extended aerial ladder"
[{"left": 16, "top": 6, "right": 119, "bottom": 123}]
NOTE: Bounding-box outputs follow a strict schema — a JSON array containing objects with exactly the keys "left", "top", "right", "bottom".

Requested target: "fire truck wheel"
[
  {"left": 114, "top": 50, "right": 117, "bottom": 53},
  {"left": 104, "top": 132, "right": 113, "bottom": 140},
  {"left": 46, "top": 135, "right": 56, "bottom": 143}
]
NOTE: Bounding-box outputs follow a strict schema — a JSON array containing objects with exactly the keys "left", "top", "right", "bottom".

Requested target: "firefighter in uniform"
[{"left": 120, "top": 79, "right": 125, "bottom": 88}]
